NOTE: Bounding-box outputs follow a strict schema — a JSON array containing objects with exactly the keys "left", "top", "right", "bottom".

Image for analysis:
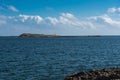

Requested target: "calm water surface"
[{"left": 0, "top": 36, "right": 120, "bottom": 80}]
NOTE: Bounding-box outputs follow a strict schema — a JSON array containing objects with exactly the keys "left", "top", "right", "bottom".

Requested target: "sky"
[{"left": 1, "top": 0, "right": 120, "bottom": 36}]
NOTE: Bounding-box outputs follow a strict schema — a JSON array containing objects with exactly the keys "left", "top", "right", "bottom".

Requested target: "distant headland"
[{"left": 18, "top": 33, "right": 59, "bottom": 38}]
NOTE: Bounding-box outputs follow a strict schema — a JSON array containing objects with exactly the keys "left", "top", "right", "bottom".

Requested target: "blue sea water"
[{"left": 0, "top": 36, "right": 120, "bottom": 80}]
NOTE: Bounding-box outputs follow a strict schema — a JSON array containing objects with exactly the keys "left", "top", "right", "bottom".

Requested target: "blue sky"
[{"left": 0, "top": 0, "right": 120, "bottom": 36}]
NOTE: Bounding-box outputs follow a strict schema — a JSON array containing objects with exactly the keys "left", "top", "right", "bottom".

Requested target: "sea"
[{"left": 0, "top": 36, "right": 120, "bottom": 80}]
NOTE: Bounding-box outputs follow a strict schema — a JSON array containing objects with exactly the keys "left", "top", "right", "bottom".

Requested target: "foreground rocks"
[{"left": 64, "top": 68, "right": 120, "bottom": 80}]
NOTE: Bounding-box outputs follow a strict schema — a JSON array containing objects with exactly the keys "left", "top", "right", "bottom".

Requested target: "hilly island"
[{"left": 19, "top": 33, "right": 59, "bottom": 38}]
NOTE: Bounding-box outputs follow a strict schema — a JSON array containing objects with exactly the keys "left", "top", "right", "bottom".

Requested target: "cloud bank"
[
  {"left": 1, "top": 7, "right": 120, "bottom": 35},
  {"left": 0, "top": 13, "right": 94, "bottom": 29}
]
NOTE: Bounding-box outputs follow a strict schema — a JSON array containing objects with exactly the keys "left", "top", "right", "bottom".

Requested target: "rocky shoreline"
[{"left": 64, "top": 68, "right": 120, "bottom": 80}]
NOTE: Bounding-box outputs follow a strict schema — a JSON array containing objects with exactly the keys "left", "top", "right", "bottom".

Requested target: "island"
[
  {"left": 18, "top": 33, "right": 59, "bottom": 38},
  {"left": 64, "top": 68, "right": 120, "bottom": 80},
  {"left": 18, "top": 33, "right": 103, "bottom": 38}
]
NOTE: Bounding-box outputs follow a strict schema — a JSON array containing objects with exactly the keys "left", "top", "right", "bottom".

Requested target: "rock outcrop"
[
  {"left": 64, "top": 68, "right": 120, "bottom": 80},
  {"left": 19, "top": 33, "right": 58, "bottom": 38}
]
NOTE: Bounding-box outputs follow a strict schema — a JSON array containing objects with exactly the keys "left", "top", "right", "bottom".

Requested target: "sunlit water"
[{"left": 0, "top": 36, "right": 120, "bottom": 80}]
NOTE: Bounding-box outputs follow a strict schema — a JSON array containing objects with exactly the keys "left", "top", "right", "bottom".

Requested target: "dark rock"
[{"left": 64, "top": 68, "right": 120, "bottom": 80}]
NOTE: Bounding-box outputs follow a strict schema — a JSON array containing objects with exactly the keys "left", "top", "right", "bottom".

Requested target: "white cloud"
[
  {"left": 59, "top": 13, "right": 94, "bottom": 28},
  {"left": 61, "top": 13, "right": 76, "bottom": 19},
  {"left": 46, "top": 17, "right": 58, "bottom": 25},
  {"left": 108, "top": 7, "right": 116, "bottom": 13},
  {"left": 59, "top": 13, "right": 76, "bottom": 24},
  {"left": 8, "top": 5, "right": 19, "bottom": 12},
  {"left": 0, "top": 3, "right": 19, "bottom": 12},
  {"left": 107, "top": 7, "right": 120, "bottom": 14},
  {"left": 19, "top": 14, "right": 43, "bottom": 24},
  {"left": 45, "top": 13, "right": 94, "bottom": 28},
  {"left": 58, "top": 13, "right": 79, "bottom": 26},
  {"left": 89, "top": 14, "right": 120, "bottom": 27}
]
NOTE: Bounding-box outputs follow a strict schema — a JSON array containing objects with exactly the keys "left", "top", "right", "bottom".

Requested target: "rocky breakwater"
[
  {"left": 64, "top": 68, "right": 120, "bottom": 80},
  {"left": 19, "top": 33, "right": 59, "bottom": 38}
]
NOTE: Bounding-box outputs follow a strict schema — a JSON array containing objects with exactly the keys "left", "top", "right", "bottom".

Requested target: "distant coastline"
[
  {"left": 16, "top": 35, "right": 120, "bottom": 37},
  {"left": 18, "top": 33, "right": 103, "bottom": 38},
  {"left": 3, "top": 33, "right": 120, "bottom": 37}
]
